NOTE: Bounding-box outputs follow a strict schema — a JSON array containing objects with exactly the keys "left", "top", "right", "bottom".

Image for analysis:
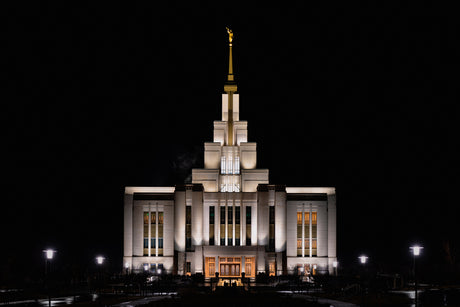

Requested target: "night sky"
[{"left": 2, "top": 3, "right": 459, "bottom": 278}]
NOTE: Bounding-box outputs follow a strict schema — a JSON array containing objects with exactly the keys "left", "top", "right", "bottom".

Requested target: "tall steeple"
[{"left": 224, "top": 27, "right": 237, "bottom": 145}]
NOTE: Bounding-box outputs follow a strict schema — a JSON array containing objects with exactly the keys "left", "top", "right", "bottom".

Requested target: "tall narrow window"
[
  {"left": 228, "top": 156, "right": 233, "bottom": 175},
  {"left": 246, "top": 206, "right": 251, "bottom": 246},
  {"left": 304, "top": 212, "right": 310, "bottom": 257},
  {"left": 235, "top": 206, "right": 240, "bottom": 246},
  {"left": 227, "top": 206, "right": 233, "bottom": 246},
  {"left": 143, "top": 212, "right": 149, "bottom": 256},
  {"left": 221, "top": 156, "right": 226, "bottom": 174},
  {"left": 158, "top": 212, "right": 163, "bottom": 256},
  {"left": 269, "top": 206, "right": 275, "bottom": 251},
  {"left": 297, "top": 212, "right": 302, "bottom": 256},
  {"left": 311, "top": 212, "right": 317, "bottom": 256},
  {"left": 209, "top": 206, "right": 215, "bottom": 245},
  {"left": 299, "top": 209, "right": 317, "bottom": 257},
  {"left": 234, "top": 156, "right": 240, "bottom": 174},
  {"left": 150, "top": 212, "right": 156, "bottom": 254},
  {"left": 220, "top": 206, "right": 225, "bottom": 246},
  {"left": 186, "top": 206, "right": 192, "bottom": 251}
]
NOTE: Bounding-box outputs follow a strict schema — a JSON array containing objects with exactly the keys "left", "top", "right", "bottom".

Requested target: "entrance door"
[
  {"left": 220, "top": 263, "right": 240, "bottom": 276},
  {"left": 219, "top": 257, "right": 241, "bottom": 277}
]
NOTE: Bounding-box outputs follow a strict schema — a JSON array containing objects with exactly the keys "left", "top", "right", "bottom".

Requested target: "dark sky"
[{"left": 2, "top": 2, "right": 459, "bottom": 277}]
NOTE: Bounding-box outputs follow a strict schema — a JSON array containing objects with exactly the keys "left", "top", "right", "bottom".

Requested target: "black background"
[{"left": 2, "top": 2, "right": 459, "bottom": 280}]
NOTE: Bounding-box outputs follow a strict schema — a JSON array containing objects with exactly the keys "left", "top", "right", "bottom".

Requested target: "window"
[
  {"left": 158, "top": 238, "right": 163, "bottom": 248},
  {"left": 228, "top": 156, "right": 233, "bottom": 174},
  {"left": 158, "top": 212, "right": 164, "bottom": 256},
  {"left": 246, "top": 206, "right": 251, "bottom": 246},
  {"left": 144, "top": 209, "right": 163, "bottom": 257},
  {"left": 269, "top": 206, "right": 275, "bottom": 251},
  {"left": 234, "top": 156, "right": 240, "bottom": 174},
  {"left": 221, "top": 156, "right": 226, "bottom": 174},
  {"left": 220, "top": 206, "right": 226, "bottom": 245},
  {"left": 227, "top": 207, "right": 233, "bottom": 224},
  {"left": 144, "top": 212, "right": 149, "bottom": 256},
  {"left": 298, "top": 207, "right": 317, "bottom": 257},
  {"left": 186, "top": 206, "right": 192, "bottom": 251},
  {"left": 205, "top": 257, "right": 215, "bottom": 278},
  {"left": 220, "top": 206, "right": 226, "bottom": 225},
  {"left": 158, "top": 212, "right": 164, "bottom": 225},
  {"left": 297, "top": 212, "right": 302, "bottom": 256},
  {"left": 209, "top": 206, "right": 215, "bottom": 245},
  {"left": 269, "top": 261, "right": 276, "bottom": 276},
  {"left": 244, "top": 257, "right": 254, "bottom": 277},
  {"left": 227, "top": 206, "right": 233, "bottom": 246},
  {"left": 235, "top": 206, "right": 240, "bottom": 246}
]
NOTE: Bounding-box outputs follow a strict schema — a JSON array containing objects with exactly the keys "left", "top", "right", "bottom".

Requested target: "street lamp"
[
  {"left": 43, "top": 249, "right": 56, "bottom": 307},
  {"left": 332, "top": 261, "right": 338, "bottom": 276},
  {"left": 96, "top": 256, "right": 105, "bottom": 265},
  {"left": 95, "top": 256, "right": 105, "bottom": 294},
  {"left": 410, "top": 245, "right": 423, "bottom": 307},
  {"left": 358, "top": 255, "right": 368, "bottom": 265}
]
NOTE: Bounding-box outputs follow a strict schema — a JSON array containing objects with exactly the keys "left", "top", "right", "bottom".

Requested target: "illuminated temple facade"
[{"left": 123, "top": 33, "right": 337, "bottom": 278}]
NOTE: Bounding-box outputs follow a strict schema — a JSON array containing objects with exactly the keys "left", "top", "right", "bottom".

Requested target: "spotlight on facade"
[
  {"left": 358, "top": 255, "right": 368, "bottom": 264},
  {"left": 96, "top": 256, "right": 105, "bottom": 265},
  {"left": 43, "top": 249, "right": 56, "bottom": 260},
  {"left": 410, "top": 245, "right": 423, "bottom": 256},
  {"left": 332, "top": 261, "right": 338, "bottom": 276}
]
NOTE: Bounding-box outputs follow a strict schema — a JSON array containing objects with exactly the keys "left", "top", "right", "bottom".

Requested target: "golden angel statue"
[{"left": 226, "top": 27, "right": 233, "bottom": 43}]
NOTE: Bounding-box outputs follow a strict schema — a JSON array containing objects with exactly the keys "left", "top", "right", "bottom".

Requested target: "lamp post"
[
  {"left": 43, "top": 249, "right": 56, "bottom": 307},
  {"left": 95, "top": 256, "right": 105, "bottom": 294},
  {"left": 410, "top": 245, "right": 423, "bottom": 307},
  {"left": 358, "top": 255, "right": 368, "bottom": 304},
  {"left": 332, "top": 261, "right": 338, "bottom": 276}
]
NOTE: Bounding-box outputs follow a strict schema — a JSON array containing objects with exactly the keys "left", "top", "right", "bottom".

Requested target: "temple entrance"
[
  {"left": 219, "top": 257, "right": 241, "bottom": 277},
  {"left": 205, "top": 256, "right": 256, "bottom": 283}
]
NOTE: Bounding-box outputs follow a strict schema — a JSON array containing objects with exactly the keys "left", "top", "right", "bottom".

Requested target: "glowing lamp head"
[
  {"left": 125, "top": 262, "right": 130, "bottom": 269},
  {"left": 44, "top": 249, "right": 55, "bottom": 260},
  {"left": 96, "top": 256, "right": 105, "bottom": 265},
  {"left": 359, "top": 255, "right": 368, "bottom": 264},
  {"left": 410, "top": 245, "right": 423, "bottom": 256},
  {"left": 333, "top": 261, "right": 338, "bottom": 268},
  {"left": 144, "top": 264, "right": 149, "bottom": 271}
]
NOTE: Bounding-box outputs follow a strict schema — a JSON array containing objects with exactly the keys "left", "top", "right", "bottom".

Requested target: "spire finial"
[
  {"left": 226, "top": 27, "right": 233, "bottom": 45},
  {"left": 224, "top": 27, "right": 237, "bottom": 91}
]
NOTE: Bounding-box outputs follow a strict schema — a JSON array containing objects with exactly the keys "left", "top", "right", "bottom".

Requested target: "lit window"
[
  {"left": 221, "top": 156, "right": 226, "bottom": 174},
  {"left": 228, "top": 156, "right": 233, "bottom": 174}
]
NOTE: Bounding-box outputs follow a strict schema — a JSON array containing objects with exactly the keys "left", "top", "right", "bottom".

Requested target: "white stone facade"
[{"left": 123, "top": 44, "right": 336, "bottom": 277}]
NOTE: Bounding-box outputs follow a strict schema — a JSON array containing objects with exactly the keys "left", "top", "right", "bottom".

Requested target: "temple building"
[{"left": 123, "top": 30, "right": 337, "bottom": 279}]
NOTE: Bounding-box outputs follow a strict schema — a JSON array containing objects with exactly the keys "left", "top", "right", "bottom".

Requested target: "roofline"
[
  {"left": 286, "top": 187, "right": 335, "bottom": 195},
  {"left": 125, "top": 186, "right": 175, "bottom": 194}
]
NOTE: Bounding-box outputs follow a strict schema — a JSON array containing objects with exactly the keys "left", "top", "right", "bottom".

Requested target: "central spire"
[
  {"left": 224, "top": 27, "right": 237, "bottom": 146},
  {"left": 224, "top": 27, "right": 237, "bottom": 93}
]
